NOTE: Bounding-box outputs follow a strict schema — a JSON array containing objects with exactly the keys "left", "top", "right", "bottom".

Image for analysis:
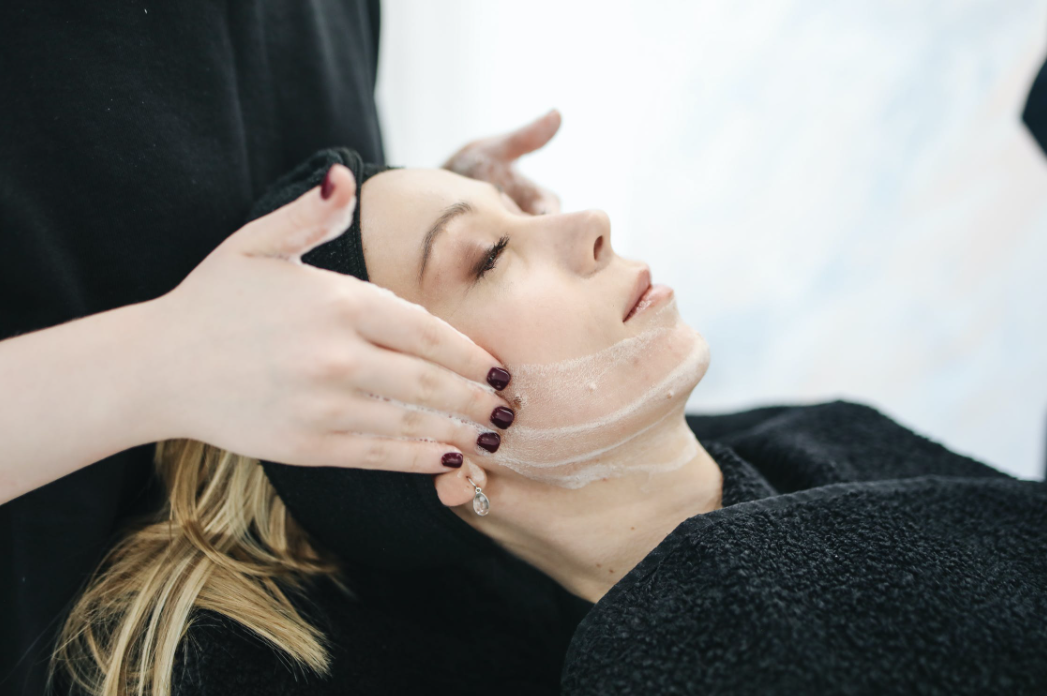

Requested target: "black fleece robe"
[
  {"left": 157, "top": 399, "right": 1045, "bottom": 695},
  {"left": 563, "top": 400, "right": 1047, "bottom": 696}
]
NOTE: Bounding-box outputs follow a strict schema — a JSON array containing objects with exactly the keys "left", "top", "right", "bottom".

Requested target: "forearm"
[{"left": 0, "top": 299, "right": 172, "bottom": 504}]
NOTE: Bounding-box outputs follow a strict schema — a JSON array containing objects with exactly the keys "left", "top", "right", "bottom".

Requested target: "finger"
[
  {"left": 434, "top": 459, "right": 487, "bottom": 507},
  {"left": 500, "top": 170, "right": 548, "bottom": 214},
  {"left": 323, "top": 393, "right": 500, "bottom": 458},
  {"left": 350, "top": 346, "right": 515, "bottom": 432},
  {"left": 484, "top": 166, "right": 559, "bottom": 216},
  {"left": 531, "top": 186, "right": 562, "bottom": 215},
  {"left": 231, "top": 164, "right": 357, "bottom": 262},
  {"left": 299, "top": 433, "right": 468, "bottom": 474},
  {"left": 351, "top": 282, "right": 512, "bottom": 391},
  {"left": 503, "top": 172, "right": 563, "bottom": 216},
  {"left": 492, "top": 108, "right": 562, "bottom": 161}
]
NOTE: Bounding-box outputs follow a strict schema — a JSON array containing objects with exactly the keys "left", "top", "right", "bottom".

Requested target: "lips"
[{"left": 623, "top": 267, "right": 652, "bottom": 322}]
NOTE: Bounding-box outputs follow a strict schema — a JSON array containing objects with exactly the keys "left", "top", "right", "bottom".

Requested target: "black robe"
[{"left": 563, "top": 400, "right": 1047, "bottom": 695}]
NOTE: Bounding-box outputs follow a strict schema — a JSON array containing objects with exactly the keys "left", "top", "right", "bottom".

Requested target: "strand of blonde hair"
[{"left": 50, "top": 439, "right": 342, "bottom": 696}]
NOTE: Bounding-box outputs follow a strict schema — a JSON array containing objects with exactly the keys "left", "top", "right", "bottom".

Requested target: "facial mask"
[{"left": 493, "top": 299, "right": 711, "bottom": 488}]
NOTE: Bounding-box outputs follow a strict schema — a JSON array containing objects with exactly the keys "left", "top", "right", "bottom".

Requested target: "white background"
[{"left": 376, "top": 0, "right": 1047, "bottom": 480}]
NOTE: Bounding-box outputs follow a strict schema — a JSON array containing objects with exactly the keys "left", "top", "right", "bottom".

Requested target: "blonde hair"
[{"left": 50, "top": 439, "right": 342, "bottom": 696}]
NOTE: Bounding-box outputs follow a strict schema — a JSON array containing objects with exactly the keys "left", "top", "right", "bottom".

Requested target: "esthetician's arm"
[{"left": 0, "top": 165, "right": 512, "bottom": 506}]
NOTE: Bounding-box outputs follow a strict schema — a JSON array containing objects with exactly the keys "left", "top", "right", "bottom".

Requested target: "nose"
[{"left": 540, "top": 208, "right": 612, "bottom": 276}]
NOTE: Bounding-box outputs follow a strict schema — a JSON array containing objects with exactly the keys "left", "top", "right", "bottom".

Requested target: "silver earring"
[{"left": 466, "top": 477, "right": 490, "bottom": 516}]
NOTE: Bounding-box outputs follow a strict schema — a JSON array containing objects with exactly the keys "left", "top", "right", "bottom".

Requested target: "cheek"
[{"left": 461, "top": 272, "right": 614, "bottom": 366}]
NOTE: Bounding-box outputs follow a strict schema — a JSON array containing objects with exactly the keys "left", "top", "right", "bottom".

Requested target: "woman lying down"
[{"left": 53, "top": 149, "right": 1047, "bottom": 696}]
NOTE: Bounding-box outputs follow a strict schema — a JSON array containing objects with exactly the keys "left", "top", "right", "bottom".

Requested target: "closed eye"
[{"left": 473, "top": 234, "right": 510, "bottom": 280}]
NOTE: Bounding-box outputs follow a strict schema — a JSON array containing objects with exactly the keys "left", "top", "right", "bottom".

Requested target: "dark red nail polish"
[
  {"left": 487, "top": 367, "right": 511, "bottom": 391},
  {"left": 441, "top": 452, "right": 463, "bottom": 468},
  {"left": 490, "top": 407, "right": 515, "bottom": 429},
  {"left": 477, "top": 432, "right": 501, "bottom": 453},
  {"left": 321, "top": 166, "right": 336, "bottom": 200}
]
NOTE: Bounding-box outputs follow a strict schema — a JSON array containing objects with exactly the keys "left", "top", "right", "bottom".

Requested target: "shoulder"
[
  {"left": 691, "top": 398, "right": 1010, "bottom": 485},
  {"left": 811, "top": 398, "right": 1012, "bottom": 480}
]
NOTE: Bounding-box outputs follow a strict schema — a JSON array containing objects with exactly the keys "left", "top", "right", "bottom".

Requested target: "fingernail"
[
  {"left": 321, "top": 166, "right": 336, "bottom": 200},
  {"left": 490, "top": 406, "right": 515, "bottom": 429},
  {"left": 442, "top": 452, "right": 464, "bottom": 468},
  {"left": 477, "top": 432, "right": 501, "bottom": 453},
  {"left": 487, "top": 367, "right": 511, "bottom": 391}
]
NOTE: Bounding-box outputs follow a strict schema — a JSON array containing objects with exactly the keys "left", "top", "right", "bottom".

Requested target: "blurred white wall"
[{"left": 376, "top": 0, "right": 1047, "bottom": 480}]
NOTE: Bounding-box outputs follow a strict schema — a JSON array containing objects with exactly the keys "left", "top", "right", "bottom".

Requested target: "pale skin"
[
  {"left": 361, "top": 167, "right": 724, "bottom": 603},
  {"left": 0, "top": 111, "right": 563, "bottom": 506}
]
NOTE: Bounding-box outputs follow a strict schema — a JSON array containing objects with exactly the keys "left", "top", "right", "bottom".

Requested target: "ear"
[{"left": 434, "top": 460, "right": 488, "bottom": 507}]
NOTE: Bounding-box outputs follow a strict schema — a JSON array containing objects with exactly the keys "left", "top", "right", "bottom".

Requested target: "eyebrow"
[{"left": 418, "top": 201, "right": 474, "bottom": 282}]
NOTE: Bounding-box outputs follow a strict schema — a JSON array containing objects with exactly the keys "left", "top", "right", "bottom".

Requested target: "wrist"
[{"left": 104, "top": 295, "right": 187, "bottom": 446}]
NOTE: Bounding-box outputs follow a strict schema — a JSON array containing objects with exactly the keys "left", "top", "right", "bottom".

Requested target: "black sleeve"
[
  {"left": 174, "top": 615, "right": 308, "bottom": 696},
  {"left": 1022, "top": 54, "right": 1047, "bottom": 157},
  {"left": 0, "top": 2, "right": 384, "bottom": 693}
]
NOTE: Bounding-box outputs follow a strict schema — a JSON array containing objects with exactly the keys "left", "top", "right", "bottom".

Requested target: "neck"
[{"left": 461, "top": 409, "right": 723, "bottom": 603}]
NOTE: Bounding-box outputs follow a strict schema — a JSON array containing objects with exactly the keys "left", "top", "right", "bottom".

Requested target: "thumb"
[
  {"left": 494, "top": 108, "right": 562, "bottom": 161},
  {"left": 230, "top": 164, "right": 358, "bottom": 262}
]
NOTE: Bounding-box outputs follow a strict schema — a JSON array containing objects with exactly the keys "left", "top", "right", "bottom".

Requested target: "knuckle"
[
  {"left": 414, "top": 366, "right": 441, "bottom": 405},
  {"left": 416, "top": 319, "right": 442, "bottom": 354},
  {"left": 285, "top": 198, "right": 314, "bottom": 232},
  {"left": 307, "top": 352, "right": 357, "bottom": 382},
  {"left": 337, "top": 352, "right": 361, "bottom": 380},
  {"left": 398, "top": 408, "right": 425, "bottom": 439},
  {"left": 362, "top": 439, "right": 389, "bottom": 469},
  {"left": 337, "top": 288, "right": 364, "bottom": 322},
  {"left": 308, "top": 397, "right": 342, "bottom": 428},
  {"left": 302, "top": 357, "right": 330, "bottom": 383}
]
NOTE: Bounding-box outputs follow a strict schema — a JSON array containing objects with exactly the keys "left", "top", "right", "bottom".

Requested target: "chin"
[
  {"left": 625, "top": 313, "right": 711, "bottom": 429},
  {"left": 665, "top": 323, "right": 711, "bottom": 408}
]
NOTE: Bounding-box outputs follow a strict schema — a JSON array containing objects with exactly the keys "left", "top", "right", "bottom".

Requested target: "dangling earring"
[{"left": 466, "top": 477, "right": 490, "bottom": 516}]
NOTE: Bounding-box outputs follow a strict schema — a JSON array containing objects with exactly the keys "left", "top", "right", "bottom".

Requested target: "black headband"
[{"left": 245, "top": 147, "right": 499, "bottom": 570}]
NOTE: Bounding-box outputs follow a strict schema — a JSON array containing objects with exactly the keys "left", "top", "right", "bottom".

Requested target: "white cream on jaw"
[{"left": 492, "top": 299, "right": 710, "bottom": 488}]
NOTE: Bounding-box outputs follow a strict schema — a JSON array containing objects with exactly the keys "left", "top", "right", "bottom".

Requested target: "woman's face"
[
  {"left": 362, "top": 168, "right": 664, "bottom": 370},
  {"left": 360, "top": 168, "right": 709, "bottom": 487}
]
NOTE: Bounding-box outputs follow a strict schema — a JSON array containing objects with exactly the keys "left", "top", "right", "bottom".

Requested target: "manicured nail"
[
  {"left": 321, "top": 166, "right": 336, "bottom": 200},
  {"left": 477, "top": 432, "right": 501, "bottom": 453},
  {"left": 490, "top": 407, "right": 515, "bottom": 429},
  {"left": 487, "top": 367, "right": 511, "bottom": 391},
  {"left": 442, "top": 452, "right": 463, "bottom": 468}
]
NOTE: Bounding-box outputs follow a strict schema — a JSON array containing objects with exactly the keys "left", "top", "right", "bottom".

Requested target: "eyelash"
[{"left": 475, "top": 234, "right": 510, "bottom": 280}]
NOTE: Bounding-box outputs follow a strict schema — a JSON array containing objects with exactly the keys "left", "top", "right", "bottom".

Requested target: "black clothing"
[
  {"left": 0, "top": 3, "right": 383, "bottom": 694},
  {"left": 563, "top": 400, "right": 1047, "bottom": 696},
  {"left": 152, "top": 398, "right": 1042, "bottom": 696},
  {"left": 242, "top": 146, "right": 503, "bottom": 572},
  {"left": 170, "top": 548, "right": 593, "bottom": 695},
  {"left": 1023, "top": 54, "right": 1047, "bottom": 157}
]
